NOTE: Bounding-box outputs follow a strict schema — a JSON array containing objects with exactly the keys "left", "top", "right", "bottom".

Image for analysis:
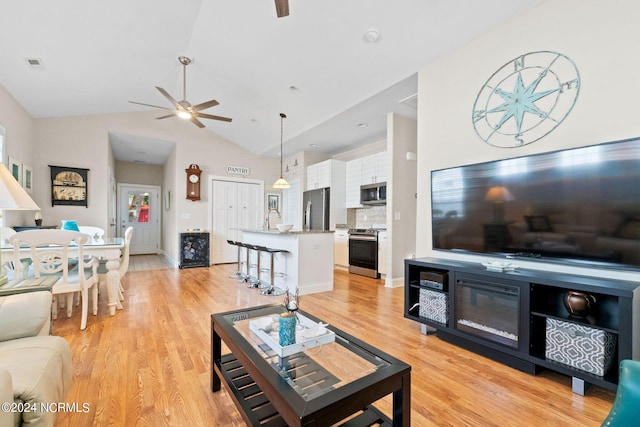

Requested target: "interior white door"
[
  {"left": 211, "top": 178, "right": 262, "bottom": 264},
  {"left": 118, "top": 184, "right": 161, "bottom": 255}
]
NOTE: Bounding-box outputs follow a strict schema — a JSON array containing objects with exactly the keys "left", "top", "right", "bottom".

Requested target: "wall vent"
[{"left": 25, "top": 58, "right": 46, "bottom": 70}]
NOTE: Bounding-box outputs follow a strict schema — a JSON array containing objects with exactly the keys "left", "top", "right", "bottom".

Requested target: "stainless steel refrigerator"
[{"left": 303, "top": 187, "right": 330, "bottom": 231}]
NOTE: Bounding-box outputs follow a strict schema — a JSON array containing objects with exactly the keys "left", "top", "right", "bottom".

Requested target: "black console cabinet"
[
  {"left": 404, "top": 257, "right": 639, "bottom": 393},
  {"left": 179, "top": 232, "right": 210, "bottom": 269}
]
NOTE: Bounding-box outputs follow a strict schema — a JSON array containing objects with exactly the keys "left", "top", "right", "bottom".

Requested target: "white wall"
[
  {"left": 416, "top": 0, "right": 640, "bottom": 281},
  {"left": 387, "top": 113, "right": 417, "bottom": 286}
]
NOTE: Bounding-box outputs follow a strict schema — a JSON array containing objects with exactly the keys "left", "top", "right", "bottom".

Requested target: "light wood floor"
[{"left": 52, "top": 260, "right": 615, "bottom": 426}]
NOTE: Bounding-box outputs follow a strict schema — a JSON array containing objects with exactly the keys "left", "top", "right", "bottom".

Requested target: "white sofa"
[{"left": 0, "top": 291, "right": 73, "bottom": 427}]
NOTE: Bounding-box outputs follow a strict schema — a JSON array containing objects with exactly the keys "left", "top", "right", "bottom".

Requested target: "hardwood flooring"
[{"left": 52, "top": 262, "right": 615, "bottom": 426}]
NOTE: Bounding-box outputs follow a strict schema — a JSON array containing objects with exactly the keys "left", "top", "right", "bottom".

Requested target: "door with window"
[{"left": 118, "top": 184, "right": 161, "bottom": 255}]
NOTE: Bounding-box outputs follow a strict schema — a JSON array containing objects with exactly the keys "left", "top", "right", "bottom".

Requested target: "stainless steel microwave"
[{"left": 360, "top": 182, "right": 386, "bottom": 205}]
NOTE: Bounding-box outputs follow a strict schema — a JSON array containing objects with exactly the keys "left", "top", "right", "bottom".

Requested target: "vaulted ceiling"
[{"left": 0, "top": 0, "right": 544, "bottom": 163}]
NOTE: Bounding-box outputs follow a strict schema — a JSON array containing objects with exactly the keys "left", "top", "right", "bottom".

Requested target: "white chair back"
[
  {"left": 78, "top": 226, "right": 105, "bottom": 241},
  {"left": 9, "top": 229, "right": 99, "bottom": 330},
  {"left": 1, "top": 227, "right": 16, "bottom": 245}
]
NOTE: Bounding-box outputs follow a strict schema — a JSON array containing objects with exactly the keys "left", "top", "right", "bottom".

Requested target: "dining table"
[{"left": 1, "top": 236, "right": 126, "bottom": 316}]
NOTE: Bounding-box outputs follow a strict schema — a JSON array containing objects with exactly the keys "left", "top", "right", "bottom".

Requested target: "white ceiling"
[{"left": 0, "top": 0, "right": 544, "bottom": 164}]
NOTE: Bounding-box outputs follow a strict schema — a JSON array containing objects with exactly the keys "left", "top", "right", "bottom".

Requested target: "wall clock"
[
  {"left": 185, "top": 164, "right": 202, "bottom": 201},
  {"left": 472, "top": 51, "right": 580, "bottom": 148}
]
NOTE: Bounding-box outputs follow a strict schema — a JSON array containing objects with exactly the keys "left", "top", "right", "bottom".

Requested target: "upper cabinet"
[
  {"left": 345, "top": 152, "right": 387, "bottom": 208},
  {"left": 361, "top": 152, "right": 387, "bottom": 185},
  {"left": 306, "top": 159, "right": 343, "bottom": 190},
  {"left": 345, "top": 159, "right": 363, "bottom": 208}
]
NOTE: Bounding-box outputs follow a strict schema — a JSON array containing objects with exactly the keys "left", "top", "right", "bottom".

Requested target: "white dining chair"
[
  {"left": 78, "top": 226, "right": 105, "bottom": 241},
  {"left": 9, "top": 229, "right": 99, "bottom": 330}
]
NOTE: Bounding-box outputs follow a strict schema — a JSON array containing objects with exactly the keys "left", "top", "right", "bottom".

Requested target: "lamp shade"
[
  {"left": 484, "top": 186, "right": 515, "bottom": 203},
  {"left": 0, "top": 162, "right": 40, "bottom": 210}
]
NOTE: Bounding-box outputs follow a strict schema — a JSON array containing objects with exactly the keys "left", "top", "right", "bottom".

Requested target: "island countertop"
[
  {"left": 241, "top": 229, "right": 334, "bottom": 235},
  {"left": 241, "top": 229, "right": 334, "bottom": 295}
]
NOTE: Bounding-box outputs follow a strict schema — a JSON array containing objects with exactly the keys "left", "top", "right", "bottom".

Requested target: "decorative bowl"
[{"left": 277, "top": 224, "right": 293, "bottom": 233}]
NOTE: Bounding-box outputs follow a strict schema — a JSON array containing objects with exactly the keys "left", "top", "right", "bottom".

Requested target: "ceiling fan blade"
[
  {"left": 155, "top": 86, "right": 182, "bottom": 110},
  {"left": 155, "top": 113, "right": 176, "bottom": 120},
  {"left": 196, "top": 112, "right": 233, "bottom": 123},
  {"left": 190, "top": 116, "right": 206, "bottom": 128},
  {"left": 129, "top": 100, "right": 171, "bottom": 110},
  {"left": 275, "top": 0, "right": 289, "bottom": 17},
  {"left": 192, "top": 99, "right": 219, "bottom": 111}
]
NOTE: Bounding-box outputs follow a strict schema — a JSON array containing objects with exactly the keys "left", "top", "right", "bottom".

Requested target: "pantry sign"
[{"left": 226, "top": 165, "right": 250, "bottom": 176}]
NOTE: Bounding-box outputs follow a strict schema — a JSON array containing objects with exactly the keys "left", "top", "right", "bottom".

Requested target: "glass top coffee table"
[{"left": 211, "top": 303, "right": 411, "bottom": 426}]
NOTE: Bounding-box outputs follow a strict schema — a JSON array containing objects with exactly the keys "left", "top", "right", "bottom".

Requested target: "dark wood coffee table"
[{"left": 211, "top": 304, "right": 411, "bottom": 426}]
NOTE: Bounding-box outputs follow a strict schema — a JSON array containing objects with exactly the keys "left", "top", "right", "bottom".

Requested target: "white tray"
[{"left": 249, "top": 313, "right": 335, "bottom": 357}]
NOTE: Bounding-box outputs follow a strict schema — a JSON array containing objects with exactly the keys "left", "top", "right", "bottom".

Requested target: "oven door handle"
[{"left": 349, "top": 235, "right": 377, "bottom": 241}]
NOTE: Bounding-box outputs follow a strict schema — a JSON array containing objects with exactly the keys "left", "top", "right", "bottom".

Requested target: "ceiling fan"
[
  {"left": 275, "top": 0, "right": 289, "bottom": 17},
  {"left": 129, "top": 56, "right": 232, "bottom": 128}
]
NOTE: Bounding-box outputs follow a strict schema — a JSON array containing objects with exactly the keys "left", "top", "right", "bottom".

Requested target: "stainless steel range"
[{"left": 348, "top": 228, "right": 379, "bottom": 278}]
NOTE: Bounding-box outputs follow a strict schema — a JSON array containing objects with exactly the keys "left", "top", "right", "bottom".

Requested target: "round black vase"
[{"left": 563, "top": 291, "right": 596, "bottom": 317}]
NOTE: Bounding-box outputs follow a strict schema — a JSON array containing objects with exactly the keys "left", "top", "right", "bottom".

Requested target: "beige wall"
[
  {"left": 115, "top": 161, "right": 164, "bottom": 186},
  {"left": 416, "top": 0, "right": 640, "bottom": 281},
  {"left": 0, "top": 85, "right": 37, "bottom": 227},
  {"left": 0, "top": 108, "right": 279, "bottom": 261}
]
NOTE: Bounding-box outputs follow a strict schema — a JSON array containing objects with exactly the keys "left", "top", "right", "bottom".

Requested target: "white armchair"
[{"left": 0, "top": 290, "right": 73, "bottom": 427}]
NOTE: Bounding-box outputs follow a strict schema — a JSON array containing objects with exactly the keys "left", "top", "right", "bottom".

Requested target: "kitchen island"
[{"left": 241, "top": 230, "right": 334, "bottom": 295}]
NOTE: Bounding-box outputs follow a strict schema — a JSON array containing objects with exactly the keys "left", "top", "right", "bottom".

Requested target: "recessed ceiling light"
[
  {"left": 357, "top": 123, "right": 368, "bottom": 128},
  {"left": 364, "top": 29, "right": 380, "bottom": 43},
  {"left": 310, "top": 143, "right": 317, "bottom": 147},
  {"left": 289, "top": 85, "right": 299, "bottom": 92}
]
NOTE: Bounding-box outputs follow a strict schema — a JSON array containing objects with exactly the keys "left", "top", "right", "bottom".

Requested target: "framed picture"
[
  {"left": 8, "top": 156, "right": 22, "bottom": 185},
  {"left": 22, "top": 164, "right": 33, "bottom": 193},
  {"left": 165, "top": 191, "right": 170, "bottom": 211},
  {"left": 49, "top": 165, "right": 89, "bottom": 207},
  {"left": 267, "top": 193, "right": 279, "bottom": 211}
]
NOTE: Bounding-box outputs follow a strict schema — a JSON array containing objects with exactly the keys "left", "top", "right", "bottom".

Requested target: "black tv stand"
[{"left": 404, "top": 257, "right": 639, "bottom": 394}]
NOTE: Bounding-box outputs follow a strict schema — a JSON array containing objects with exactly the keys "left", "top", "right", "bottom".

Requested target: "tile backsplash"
[{"left": 348, "top": 205, "right": 387, "bottom": 228}]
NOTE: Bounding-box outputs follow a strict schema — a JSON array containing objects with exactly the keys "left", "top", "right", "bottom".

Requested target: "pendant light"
[{"left": 273, "top": 113, "right": 290, "bottom": 189}]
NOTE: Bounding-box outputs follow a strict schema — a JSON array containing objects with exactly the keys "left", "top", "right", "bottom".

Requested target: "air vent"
[
  {"left": 25, "top": 58, "right": 46, "bottom": 70},
  {"left": 399, "top": 93, "right": 418, "bottom": 109}
]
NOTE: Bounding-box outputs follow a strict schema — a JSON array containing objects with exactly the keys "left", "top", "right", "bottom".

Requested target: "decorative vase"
[
  {"left": 563, "top": 291, "right": 596, "bottom": 317},
  {"left": 279, "top": 312, "right": 296, "bottom": 346}
]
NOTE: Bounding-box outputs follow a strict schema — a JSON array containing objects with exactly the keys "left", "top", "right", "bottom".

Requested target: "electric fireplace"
[{"left": 455, "top": 278, "right": 520, "bottom": 348}]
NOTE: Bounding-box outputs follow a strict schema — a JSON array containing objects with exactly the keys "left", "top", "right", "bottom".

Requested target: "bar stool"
[
  {"left": 260, "top": 247, "right": 289, "bottom": 296},
  {"left": 227, "top": 240, "right": 245, "bottom": 280},
  {"left": 247, "top": 244, "right": 269, "bottom": 289},
  {"left": 236, "top": 242, "right": 253, "bottom": 283}
]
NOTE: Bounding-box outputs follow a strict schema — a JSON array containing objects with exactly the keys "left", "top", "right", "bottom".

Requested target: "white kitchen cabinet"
[
  {"left": 345, "top": 159, "right": 363, "bottom": 208},
  {"left": 361, "top": 152, "right": 387, "bottom": 184},
  {"left": 377, "top": 231, "right": 388, "bottom": 276},
  {"left": 305, "top": 159, "right": 347, "bottom": 228},
  {"left": 334, "top": 228, "right": 349, "bottom": 267},
  {"left": 306, "top": 160, "right": 332, "bottom": 190}
]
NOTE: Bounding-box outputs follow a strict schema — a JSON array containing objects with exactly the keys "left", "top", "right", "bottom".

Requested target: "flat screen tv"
[{"left": 431, "top": 137, "right": 640, "bottom": 271}]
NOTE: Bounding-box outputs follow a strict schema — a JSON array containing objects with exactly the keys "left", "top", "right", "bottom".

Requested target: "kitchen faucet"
[{"left": 265, "top": 207, "right": 281, "bottom": 230}]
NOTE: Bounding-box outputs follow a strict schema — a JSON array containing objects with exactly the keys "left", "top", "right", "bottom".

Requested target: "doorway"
[
  {"left": 209, "top": 177, "right": 263, "bottom": 264},
  {"left": 118, "top": 183, "right": 161, "bottom": 255}
]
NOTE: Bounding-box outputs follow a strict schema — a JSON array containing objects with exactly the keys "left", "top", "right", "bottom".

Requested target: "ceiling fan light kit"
[
  {"left": 273, "top": 113, "right": 290, "bottom": 189},
  {"left": 130, "top": 56, "right": 232, "bottom": 128}
]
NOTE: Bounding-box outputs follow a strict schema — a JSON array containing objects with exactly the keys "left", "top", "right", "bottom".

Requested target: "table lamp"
[
  {"left": 484, "top": 186, "right": 514, "bottom": 223},
  {"left": 0, "top": 162, "right": 40, "bottom": 285}
]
